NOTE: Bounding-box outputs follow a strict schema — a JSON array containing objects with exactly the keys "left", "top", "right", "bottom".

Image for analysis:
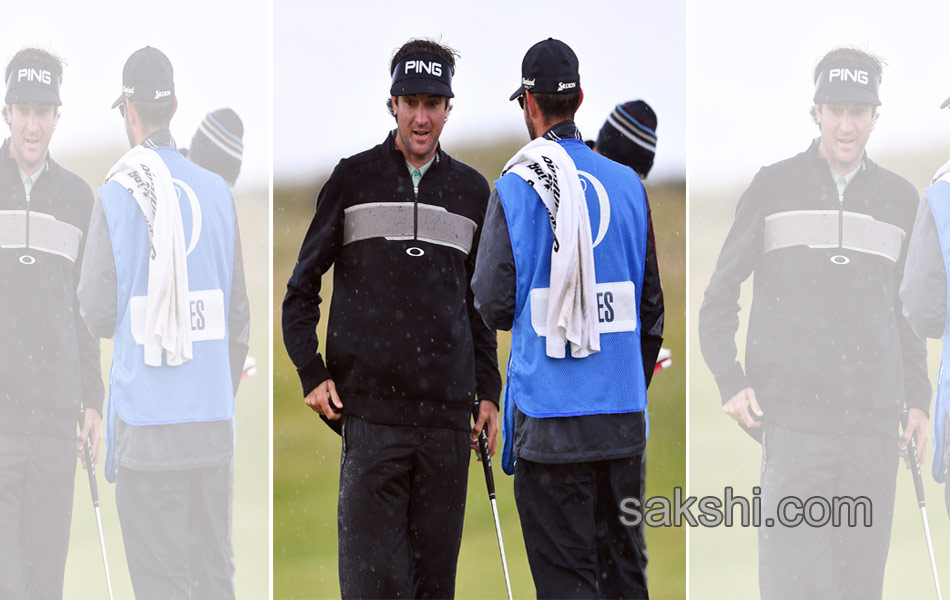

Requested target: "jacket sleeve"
[
  {"left": 895, "top": 192, "right": 933, "bottom": 415},
  {"left": 78, "top": 196, "right": 118, "bottom": 339},
  {"left": 281, "top": 162, "right": 346, "bottom": 397},
  {"left": 639, "top": 194, "right": 664, "bottom": 389},
  {"left": 228, "top": 202, "right": 251, "bottom": 397},
  {"left": 900, "top": 194, "right": 947, "bottom": 339},
  {"left": 697, "top": 170, "right": 768, "bottom": 404},
  {"left": 75, "top": 189, "right": 105, "bottom": 415},
  {"left": 472, "top": 187, "right": 516, "bottom": 331},
  {"left": 468, "top": 179, "right": 502, "bottom": 407}
]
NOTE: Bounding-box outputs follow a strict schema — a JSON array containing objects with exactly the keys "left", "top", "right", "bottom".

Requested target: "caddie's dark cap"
[
  {"left": 111, "top": 46, "right": 175, "bottom": 109},
  {"left": 813, "top": 61, "right": 880, "bottom": 106},
  {"left": 509, "top": 38, "right": 580, "bottom": 101},
  {"left": 5, "top": 62, "right": 62, "bottom": 106},
  {"left": 390, "top": 52, "right": 454, "bottom": 98}
]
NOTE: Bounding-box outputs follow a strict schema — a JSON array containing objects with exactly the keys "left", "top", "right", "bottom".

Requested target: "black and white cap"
[
  {"left": 111, "top": 46, "right": 175, "bottom": 109},
  {"left": 813, "top": 61, "right": 880, "bottom": 106},
  {"left": 390, "top": 52, "right": 453, "bottom": 98},
  {"left": 5, "top": 61, "right": 62, "bottom": 106},
  {"left": 509, "top": 38, "right": 580, "bottom": 101}
]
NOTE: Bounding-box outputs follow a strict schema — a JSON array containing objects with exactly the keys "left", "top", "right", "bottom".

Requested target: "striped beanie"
[
  {"left": 596, "top": 100, "right": 657, "bottom": 178},
  {"left": 189, "top": 108, "right": 244, "bottom": 187}
]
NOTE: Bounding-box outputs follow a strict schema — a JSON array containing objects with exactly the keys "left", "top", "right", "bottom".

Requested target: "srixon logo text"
[
  {"left": 17, "top": 68, "right": 51, "bottom": 85},
  {"left": 404, "top": 60, "right": 442, "bottom": 77},
  {"left": 828, "top": 68, "right": 869, "bottom": 85}
]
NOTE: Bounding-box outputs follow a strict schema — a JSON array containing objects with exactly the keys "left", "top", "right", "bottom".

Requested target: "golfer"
[
  {"left": 282, "top": 38, "right": 500, "bottom": 598},
  {"left": 698, "top": 47, "right": 929, "bottom": 599},
  {"left": 78, "top": 46, "right": 250, "bottom": 599},
  {"left": 472, "top": 38, "right": 664, "bottom": 598},
  {"left": 0, "top": 46, "right": 104, "bottom": 600}
]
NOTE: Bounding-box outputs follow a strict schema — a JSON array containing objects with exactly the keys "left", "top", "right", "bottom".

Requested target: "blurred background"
[
  {"left": 1, "top": 1, "right": 270, "bottom": 598},
  {"left": 690, "top": 1, "right": 950, "bottom": 597},
  {"left": 273, "top": 0, "right": 686, "bottom": 598}
]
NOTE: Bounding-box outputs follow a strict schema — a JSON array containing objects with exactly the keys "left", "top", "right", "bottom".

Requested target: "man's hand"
[
  {"left": 900, "top": 407, "right": 929, "bottom": 466},
  {"left": 471, "top": 399, "right": 499, "bottom": 457},
  {"left": 304, "top": 379, "right": 343, "bottom": 421},
  {"left": 305, "top": 378, "right": 343, "bottom": 421},
  {"left": 723, "top": 387, "right": 764, "bottom": 428},
  {"left": 77, "top": 408, "right": 103, "bottom": 465}
]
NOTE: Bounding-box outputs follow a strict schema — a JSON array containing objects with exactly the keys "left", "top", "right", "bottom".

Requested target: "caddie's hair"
[
  {"left": 131, "top": 99, "right": 175, "bottom": 129},
  {"left": 3, "top": 47, "right": 65, "bottom": 125},
  {"left": 386, "top": 38, "right": 458, "bottom": 117},
  {"left": 810, "top": 47, "right": 885, "bottom": 123},
  {"left": 531, "top": 91, "right": 582, "bottom": 122}
]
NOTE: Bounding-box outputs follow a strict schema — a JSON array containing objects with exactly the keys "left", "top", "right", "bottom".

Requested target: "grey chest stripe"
[
  {"left": 763, "top": 209, "right": 905, "bottom": 263},
  {"left": 343, "top": 202, "right": 477, "bottom": 254},
  {"left": 0, "top": 210, "right": 83, "bottom": 262}
]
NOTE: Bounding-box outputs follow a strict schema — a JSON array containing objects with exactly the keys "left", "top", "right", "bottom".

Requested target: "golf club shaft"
[
  {"left": 473, "top": 403, "right": 513, "bottom": 600},
  {"left": 908, "top": 437, "right": 943, "bottom": 600},
  {"left": 94, "top": 505, "right": 115, "bottom": 600},
  {"left": 489, "top": 495, "right": 513, "bottom": 600},
  {"left": 79, "top": 410, "right": 114, "bottom": 600}
]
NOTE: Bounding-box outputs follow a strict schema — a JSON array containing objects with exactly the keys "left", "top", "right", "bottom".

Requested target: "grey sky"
[
  {"left": 0, "top": 0, "right": 269, "bottom": 190},
  {"left": 275, "top": 0, "right": 686, "bottom": 184}
]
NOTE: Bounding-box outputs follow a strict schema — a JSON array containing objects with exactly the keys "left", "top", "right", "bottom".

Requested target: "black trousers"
[
  {"left": 0, "top": 433, "right": 76, "bottom": 600},
  {"left": 514, "top": 456, "right": 648, "bottom": 599},
  {"left": 758, "top": 426, "right": 898, "bottom": 600},
  {"left": 338, "top": 417, "right": 470, "bottom": 599},
  {"left": 116, "top": 462, "right": 235, "bottom": 600}
]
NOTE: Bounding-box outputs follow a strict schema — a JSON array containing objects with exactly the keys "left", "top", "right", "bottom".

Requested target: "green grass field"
[
  {"left": 274, "top": 139, "right": 686, "bottom": 599},
  {"left": 689, "top": 145, "right": 950, "bottom": 599},
  {"left": 57, "top": 150, "right": 270, "bottom": 599}
]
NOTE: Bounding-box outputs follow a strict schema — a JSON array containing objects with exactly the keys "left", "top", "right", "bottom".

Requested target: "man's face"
[
  {"left": 815, "top": 102, "right": 877, "bottom": 175},
  {"left": 519, "top": 94, "right": 536, "bottom": 140},
  {"left": 5, "top": 102, "right": 57, "bottom": 174},
  {"left": 392, "top": 94, "right": 449, "bottom": 167}
]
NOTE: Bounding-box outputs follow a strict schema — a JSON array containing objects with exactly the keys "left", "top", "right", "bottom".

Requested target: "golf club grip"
[
  {"left": 472, "top": 402, "right": 497, "bottom": 498},
  {"left": 908, "top": 437, "right": 926, "bottom": 505},
  {"left": 77, "top": 410, "right": 100, "bottom": 504}
]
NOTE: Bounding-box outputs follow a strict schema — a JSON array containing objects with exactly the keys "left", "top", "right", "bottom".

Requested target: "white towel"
[
  {"left": 503, "top": 137, "right": 600, "bottom": 358},
  {"left": 105, "top": 146, "right": 192, "bottom": 367}
]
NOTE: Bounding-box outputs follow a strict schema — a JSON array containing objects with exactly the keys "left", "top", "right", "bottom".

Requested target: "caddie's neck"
[
  {"left": 523, "top": 89, "right": 583, "bottom": 140},
  {"left": 125, "top": 97, "right": 177, "bottom": 148}
]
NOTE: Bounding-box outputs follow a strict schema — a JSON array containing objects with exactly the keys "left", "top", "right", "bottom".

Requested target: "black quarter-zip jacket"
[
  {"left": 0, "top": 138, "right": 103, "bottom": 437},
  {"left": 283, "top": 132, "right": 501, "bottom": 431},
  {"left": 698, "top": 139, "right": 930, "bottom": 437}
]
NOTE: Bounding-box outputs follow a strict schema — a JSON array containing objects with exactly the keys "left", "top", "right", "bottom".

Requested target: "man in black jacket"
[
  {"left": 698, "top": 47, "right": 930, "bottom": 599},
  {"left": 282, "top": 38, "right": 500, "bottom": 598},
  {"left": 0, "top": 47, "right": 103, "bottom": 599}
]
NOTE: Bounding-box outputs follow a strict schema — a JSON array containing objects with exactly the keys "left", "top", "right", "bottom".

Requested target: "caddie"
[
  {"left": 472, "top": 38, "right": 664, "bottom": 598},
  {"left": 0, "top": 47, "right": 104, "bottom": 600},
  {"left": 78, "top": 46, "right": 250, "bottom": 599},
  {"left": 900, "top": 94, "right": 950, "bottom": 521},
  {"left": 282, "top": 38, "right": 501, "bottom": 598}
]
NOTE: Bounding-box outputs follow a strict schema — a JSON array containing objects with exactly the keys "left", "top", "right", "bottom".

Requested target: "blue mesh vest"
[
  {"left": 100, "top": 147, "right": 235, "bottom": 477},
  {"left": 926, "top": 180, "right": 950, "bottom": 482},
  {"left": 497, "top": 139, "right": 648, "bottom": 472}
]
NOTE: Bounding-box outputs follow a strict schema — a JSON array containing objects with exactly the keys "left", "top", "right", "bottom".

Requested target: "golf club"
[
  {"left": 903, "top": 413, "right": 942, "bottom": 600},
  {"left": 473, "top": 402, "right": 513, "bottom": 600},
  {"left": 78, "top": 410, "right": 114, "bottom": 600}
]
